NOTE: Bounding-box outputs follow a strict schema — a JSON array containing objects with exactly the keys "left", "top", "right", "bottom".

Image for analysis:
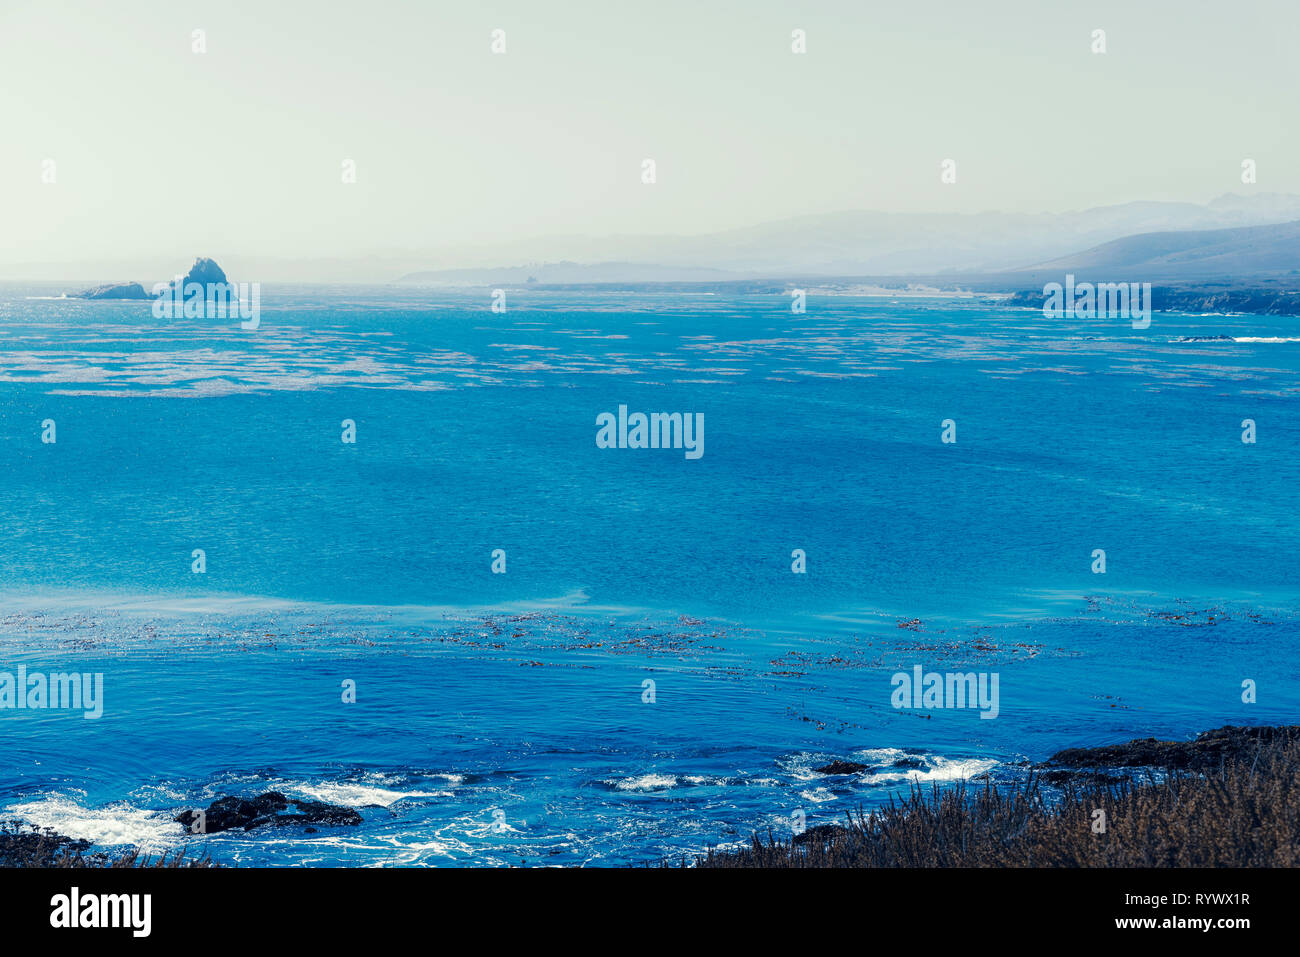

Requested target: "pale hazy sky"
[{"left": 1, "top": 0, "right": 1295, "bottom": 264}]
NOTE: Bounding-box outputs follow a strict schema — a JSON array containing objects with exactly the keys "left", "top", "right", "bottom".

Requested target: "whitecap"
[
  {"left": 288, "top": 782, "right": 446, "bottom": 808},
  {"left": 868, "top": 756, "right": 998, "bottom": 784},
  {"left": 4, "top": 794, "right": 184, "bottom": 848},
  {"left": 798, "top": 787, "right": 838, "bottom": 803},
  {"left": 607, "top": 773, "right": 677, "bottom": 791}
]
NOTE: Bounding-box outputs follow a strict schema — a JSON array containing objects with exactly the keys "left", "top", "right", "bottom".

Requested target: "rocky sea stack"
[
  {"left": 169, "top": 256, "right": 228, "bottom": 290},
  {"left": 70, "top": 257, "right": 228, "bottom": 300}
]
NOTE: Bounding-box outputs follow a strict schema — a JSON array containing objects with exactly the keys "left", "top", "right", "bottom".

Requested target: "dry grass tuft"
[{"left": 693, "top": 728, "right": 1300, "bottom": 867}]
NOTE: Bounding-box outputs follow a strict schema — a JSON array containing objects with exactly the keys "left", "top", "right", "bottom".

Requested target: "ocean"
[{"left": 1, "top": 283, "right": 1297, "bottom": 865}]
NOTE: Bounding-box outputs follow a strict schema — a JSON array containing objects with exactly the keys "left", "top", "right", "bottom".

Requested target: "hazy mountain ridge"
[
  {"left": 1021, "top": 219, "right": 1300, "bottom": 279},
  {"left": 395, "top": 193, "right": 1300, "bottom": 285},
  {"left": 7, "top": 193, "right": 1300, "bottom": 286}
]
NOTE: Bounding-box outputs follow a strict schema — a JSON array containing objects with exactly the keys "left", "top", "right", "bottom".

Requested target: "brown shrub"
[{"left": 693, "top": 730, "right": 1300, "bottom": 867}]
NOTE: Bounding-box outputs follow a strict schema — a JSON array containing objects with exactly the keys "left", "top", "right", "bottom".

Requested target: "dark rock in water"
[
  {"left": 73, "top": 281, "right": 150, "bottom": 300},
  {"left": 175, "top": 791, "right": 361, "bottom": 834},
  {"left": 792, "top": 823, "right": 844, "bottom": 847},
  {"left": 1038, "top": 725, "right": 1300, "bottom": 771},
  {"left": 814, "top": 760, "right": 870, "bottom": 775},
  {"left": 890, "top": 756, "right": 926, "bottom": 769}
]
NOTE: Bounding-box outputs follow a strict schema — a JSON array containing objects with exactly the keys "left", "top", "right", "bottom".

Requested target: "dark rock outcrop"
[
  {"left": 813, "top": 760, "right": 870, "bottom": 775},
  {"left": 175, "top": 791, "right": 361, "bottom": 834},
  {"left": 792, "top": 823, "right": 844, "bottom": 847},
  {"left": 73, "top": 282, "right": 150, "bottom": 300},
  {"left": 1038, "top": 725, "right": 1300, "bottom": 772}
]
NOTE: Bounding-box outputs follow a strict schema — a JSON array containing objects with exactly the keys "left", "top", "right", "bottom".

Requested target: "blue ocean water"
[{"left": 0, "top": 284, "right": 1297, "bottom": 865}]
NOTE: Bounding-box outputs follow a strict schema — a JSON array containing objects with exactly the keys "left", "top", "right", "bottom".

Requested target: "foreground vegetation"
[
  {"left": 0, "top": 824, "right": 216, "bottom": 868},
  {"left": 694, "top": 726, "right": 1300, "bottom": 867}
]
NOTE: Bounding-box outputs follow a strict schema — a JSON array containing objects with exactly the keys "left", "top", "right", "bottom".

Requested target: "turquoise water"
[{"left": 0, "top": 284, "right": 1296, "bottom": 865}]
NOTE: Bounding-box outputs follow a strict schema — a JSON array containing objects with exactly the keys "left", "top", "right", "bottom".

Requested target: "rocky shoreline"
[
  {"left": 1035, "top": 723, "right": 1298, "bottom": 771},
  {"left": 4, "top": 726, "right": 1294, "bottom": 867},
  {"left": 1003, "top": 286, "right": 1300, "bottom": 316},
  {"left": 700, "top": 724, "right": 1300, "bottom": 868},
  {"left": 1, "top": 790, "right": 363, "bottom": 867}
]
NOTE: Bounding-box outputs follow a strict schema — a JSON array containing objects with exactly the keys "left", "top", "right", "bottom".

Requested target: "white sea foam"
[
  {"left": 682, "top": 774, "right": 722, "bottom": 786},
  {"left": 426, "top": 773, "right": 465, "bottom": 785},
  {"left": 848, "top": 747, "right": 917, "bottom": 764},
  {"left": 781, "top": 752, "right": 835, "bottom": 782},
  {"left": 289, "top": 782, "right": 446, "bottom": 808},
  {"left": 781, "top": 748, "right": 997, "bottom": 788},
  {"left": 868, "top": 756, "right": 998, "bottom": 784},
  {"left": 608, "top": 773, "right": 677, "bottom": 791},
  {"left": 5, "top": 794, "right": 183, "bottom": 848},
  {"left": 798, "top": 787, "right": 838, "bottom": 803}
]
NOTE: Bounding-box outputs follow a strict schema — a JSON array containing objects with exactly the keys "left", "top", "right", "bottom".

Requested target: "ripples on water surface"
[{"left": 0, "top": 286, "right": 1296, "bottom": 864}]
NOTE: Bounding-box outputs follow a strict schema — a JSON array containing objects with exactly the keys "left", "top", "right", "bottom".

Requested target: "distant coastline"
[
  {"left": 399, "top": 274, "right": 1300, "bottom": 319},
  {"left": 1001, "top": 286, "right": 1300, "bottom": 317}
]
